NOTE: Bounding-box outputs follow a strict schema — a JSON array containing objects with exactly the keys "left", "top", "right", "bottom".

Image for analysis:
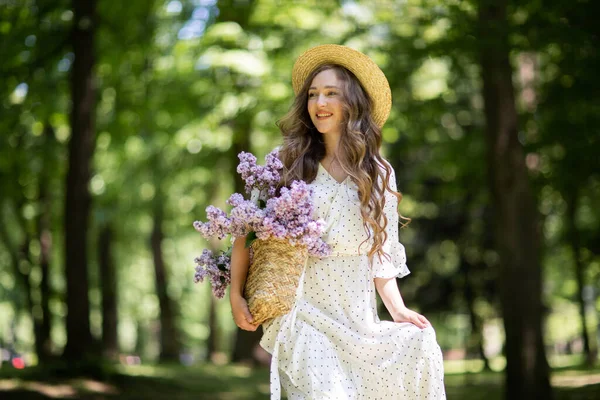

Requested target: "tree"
[
  {"left": 0, "top": 2, "right": 71, "bottom": 364},
  {"left": 62, "top": 0, "right": 97, "bottom": 362},
  {"left": 151, "top": 190, "right": 182, "bottom": 362},
  {"left": 526, "top": 0, "right": 600, "bottom": 364},
  {"left": 478, "top": 0, "right": 552, "bottom": 397},
  {"left": 99, "top": 223, "right": 119, "bottom": 360}
]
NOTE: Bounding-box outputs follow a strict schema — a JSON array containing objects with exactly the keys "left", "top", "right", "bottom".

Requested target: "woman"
[{"left": 230, "top": 44, "right": 446, "bottom": 399}]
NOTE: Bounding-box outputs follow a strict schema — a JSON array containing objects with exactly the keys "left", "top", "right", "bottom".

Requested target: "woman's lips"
[{"left": 316, "top": 113, "right": 333, "bottom": 120}]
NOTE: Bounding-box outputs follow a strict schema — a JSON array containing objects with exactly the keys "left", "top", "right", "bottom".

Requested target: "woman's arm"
[
  {"left": 229, "top": 235, "right": 258, "bottom": 331},
  {"left": 374, "top": 277, "right": 430, "bottom": 329}
]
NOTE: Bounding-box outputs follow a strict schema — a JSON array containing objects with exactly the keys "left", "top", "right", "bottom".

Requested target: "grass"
[{"left": 0, "top": 361, "right": 599, "bottom": 399}]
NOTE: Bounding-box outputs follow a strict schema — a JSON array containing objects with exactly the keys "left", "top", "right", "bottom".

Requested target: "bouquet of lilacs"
[{"left": 193, "top": 149, "right": 331, "bottom": 302}]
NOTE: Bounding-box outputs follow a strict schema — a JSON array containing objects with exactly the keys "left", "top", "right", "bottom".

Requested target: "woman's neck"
[{"left": 322, "top": 132, "right": 341, "bottom": 160}]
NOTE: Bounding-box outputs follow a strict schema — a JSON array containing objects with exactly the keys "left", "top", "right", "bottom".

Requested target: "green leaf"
[{"left": 245, "top": 231, "right": 257, "bottom": 248}]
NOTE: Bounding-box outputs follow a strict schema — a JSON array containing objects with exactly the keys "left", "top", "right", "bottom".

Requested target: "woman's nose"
[{"left": 317, "top": 94, "right": 327, "bottom": 107}]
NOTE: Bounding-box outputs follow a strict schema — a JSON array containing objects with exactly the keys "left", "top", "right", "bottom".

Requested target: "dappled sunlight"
[
  {"left": 197, "top": 47, "right": 270, "bottom": 77},
  {"left": 77, "top": 379, "right": 119, "bottom": 394},
  {"left": 23, "top": 381, "right": 77, "bottom": 398},
  {"left": 0, "top": 378, "right": 119, "bottom": 398},
  {"left": 444, "top": 357, "right": 506, "bottom": 375},
  {"left": 117, "top": 363, "right": 178, "bottom": 378},
  {"left": 410, "top": 58, "right": 450, "bottom": 100},
  {"left": 198, "top": 363, "right": 255, "bottom": 378},
  {"left": 0, "top": 379, "right": 18, "bottom": 390},
  {"left": 553, "top": 371, "right": 600, "bottom": 388}
]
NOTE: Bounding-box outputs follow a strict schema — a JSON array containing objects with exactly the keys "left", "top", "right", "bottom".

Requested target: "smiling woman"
[{"left": 228, "top": 44, "right": 447, "bottom": 400}]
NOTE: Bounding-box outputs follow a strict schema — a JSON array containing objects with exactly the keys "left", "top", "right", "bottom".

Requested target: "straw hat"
[{"left": 291, "top": 44, "right": 392, "bottom": 128}]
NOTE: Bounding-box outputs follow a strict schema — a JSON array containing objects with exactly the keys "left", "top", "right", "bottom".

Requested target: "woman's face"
[{"left": 307, "top": 69, "right": 344, "bottom": 136}]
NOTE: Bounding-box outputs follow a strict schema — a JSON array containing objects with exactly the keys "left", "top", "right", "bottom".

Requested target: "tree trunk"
[
  {"left": 62, "top": 0, "right": 96, "bottom": 362},
  {"left": 21, "top": 234, "right": 47, "bottom": 362},
  {"left": 99, "top": 224, "right": 119, "bottom": 360},
  {"left": 565, "top": 190, "right": 594, "bottom": 365},
  {"left": 150, "top": 205, "right": 181, "bottom": 362},
  {"left": 0, "top": 209, "right": 31, "bottom": 311},
  {"left": 209, "top": 0, "right": 262, "bottom": 364},
  {"left": 463, "top": 259, "right": 490, "bottom": 370},
  {"left": 35, "top": 123, "right": 55, "bottom": 362},
  {"left": 207, "top": 293, "right": 218, "bottom": 359},
  {"left": 134, "top": 319, "right": 147, "bottom": 358},
  {"left": 596, "top": 285, "right": 600, "bottom": 359},
  {"left": 0, "top": 198, "right": 53, "bottom": 364},
  {"left": 478, "top": 0, "right": 552, "bottom": 398}
]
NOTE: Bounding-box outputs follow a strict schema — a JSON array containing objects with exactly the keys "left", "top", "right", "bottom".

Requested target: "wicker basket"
[{"left": 244, "top": 238, "right": 308, "bottom": 325}]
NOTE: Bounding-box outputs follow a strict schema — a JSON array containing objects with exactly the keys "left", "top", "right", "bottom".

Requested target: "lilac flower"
[
  {"left": 228, "top": 193, "right": 262, "bottom": 228},
  {"left": 226, "top": 193, "right": 245, "bottom": 207},
  {"left": 265, "top": 149, "right": 283, "bottom": 171},
  {"left": 194, "top": 265, "right": 210, "bottom": 284},
  {"left": 229, "top": 195, "right": 265, "bottom": 237},
  {"left": 237, "top": 152, "right": 260, "bottom": 194},
  {"left": 236, "top": 150, "right": 283, "bottom": 198},
  {"left": 194, "top": 249, "right": 216, "bottom": 284},
  {"left": 194, "top": 248, "right": 232, "bottom": 299},
  {"left": 254, "top": 180, "right": 331, "bottom": 257},
  {"left": 193, "top": 205, "right": 231, "bottom": 240},
  {"left": 210, "top": 271, "right": 230, "bottom": 299},
  {"left": 216, "top": 252, "right": 231, "bottom": 271},
  {"left": 306, "top": 238, "right": 332, "bottom": 258}
]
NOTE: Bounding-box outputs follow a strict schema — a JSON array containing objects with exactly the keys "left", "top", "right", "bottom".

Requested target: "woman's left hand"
[{"left": 391, "top": 307, "right": 431, "bottom": 329}]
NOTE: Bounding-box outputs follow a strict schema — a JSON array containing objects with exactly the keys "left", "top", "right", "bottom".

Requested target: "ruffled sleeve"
[{"left": 371, "top": 163, "right": 411, "bottom": 279}]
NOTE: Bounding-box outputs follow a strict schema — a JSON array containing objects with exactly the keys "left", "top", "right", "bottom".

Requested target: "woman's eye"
[{"left": 307, "top": 91, "right": 337, "bottom": 98}]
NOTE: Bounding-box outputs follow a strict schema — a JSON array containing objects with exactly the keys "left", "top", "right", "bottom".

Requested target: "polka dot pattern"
[{"left": 260, "top": 163, "right": 446, "bottom": 399}]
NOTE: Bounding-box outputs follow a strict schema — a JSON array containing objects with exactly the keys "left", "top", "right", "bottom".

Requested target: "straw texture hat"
[{"left": 292, "top": 44, "right": 392, "bottom": 128}]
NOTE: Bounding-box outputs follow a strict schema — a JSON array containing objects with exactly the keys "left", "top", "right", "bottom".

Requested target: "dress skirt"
[{"left": 259, "top": 162, "right": 446, "bottom": 399}]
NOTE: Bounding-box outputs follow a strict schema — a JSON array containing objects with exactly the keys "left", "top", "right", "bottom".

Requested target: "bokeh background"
[{"left": 0, "top": 0, "right": 598, "bottom": 399}]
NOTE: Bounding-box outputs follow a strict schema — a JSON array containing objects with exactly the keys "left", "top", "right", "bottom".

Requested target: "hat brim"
[{"left": 292, "top": 44, "right": 391, "bottom": 128}]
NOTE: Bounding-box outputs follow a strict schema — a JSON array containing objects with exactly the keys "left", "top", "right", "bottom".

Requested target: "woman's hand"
[
  {"left": 374, "top": 277, "right": 431, "bottom": 330},
  {"left": 230, "top": 293, "right": 258, "bottom": 331},
  {"left": 391, "top": 306, "right": 431, "bottom": 329}
]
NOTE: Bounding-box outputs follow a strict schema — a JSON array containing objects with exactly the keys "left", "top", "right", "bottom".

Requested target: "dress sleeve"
[{"left": 371, "top": 164, "right": 411, "bottom": 279}]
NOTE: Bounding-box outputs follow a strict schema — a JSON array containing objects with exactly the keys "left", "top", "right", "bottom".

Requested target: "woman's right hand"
[{"left": 230, "top": 293, "right": 258, "bottom": 331}]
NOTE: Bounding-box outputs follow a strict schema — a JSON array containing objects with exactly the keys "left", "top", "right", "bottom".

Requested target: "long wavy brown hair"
[{"left": 277, "top": 64, "right": 405, "bottom": 263}]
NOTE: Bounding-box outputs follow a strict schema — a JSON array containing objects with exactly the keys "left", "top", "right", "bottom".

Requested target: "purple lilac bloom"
[
  {"left": 258, "top": 149, "right": 284, "bottom": 200},
  {"left": 236, "top": 150, "right": 283, "bottom": 198},
  {"left": 229, "top": 197, "right": 265, "bottom": 237},
  {"left": 193, "top": 205, "right": 232, "bottom": 240},
  {"left": 306, "top": 239, "right": 332, "bottom": 257},
  {"left": 194, "top": 249, "right": 215, "bottom": 283},
  {"left": 194, "top": 248, "right": 232, "bottom": 298},
  {"left": 210, "top": 272, "right": 230, "bottom": 299},
  {"left": 265, "top": 149, "right": 283, "bottom": 171},
  {"left": 237, "top": 152, "right": 259, "bottom": 194},
  {"left": 226, "top": 193, "right": 245, "bottom": 207},
  {"left": 216, "top": 252, "right": 231, "bottom": 271},
  {"left": 255, "top": 180, "right": 331, "bottom": 257},
  {"left": 194, "top": 265, "right": 210, "bottom": 284}
]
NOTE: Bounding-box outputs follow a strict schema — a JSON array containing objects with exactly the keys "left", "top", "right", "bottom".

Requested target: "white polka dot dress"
[{"left": 260, "top": 162, "right": 446, "bottom": 399}]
